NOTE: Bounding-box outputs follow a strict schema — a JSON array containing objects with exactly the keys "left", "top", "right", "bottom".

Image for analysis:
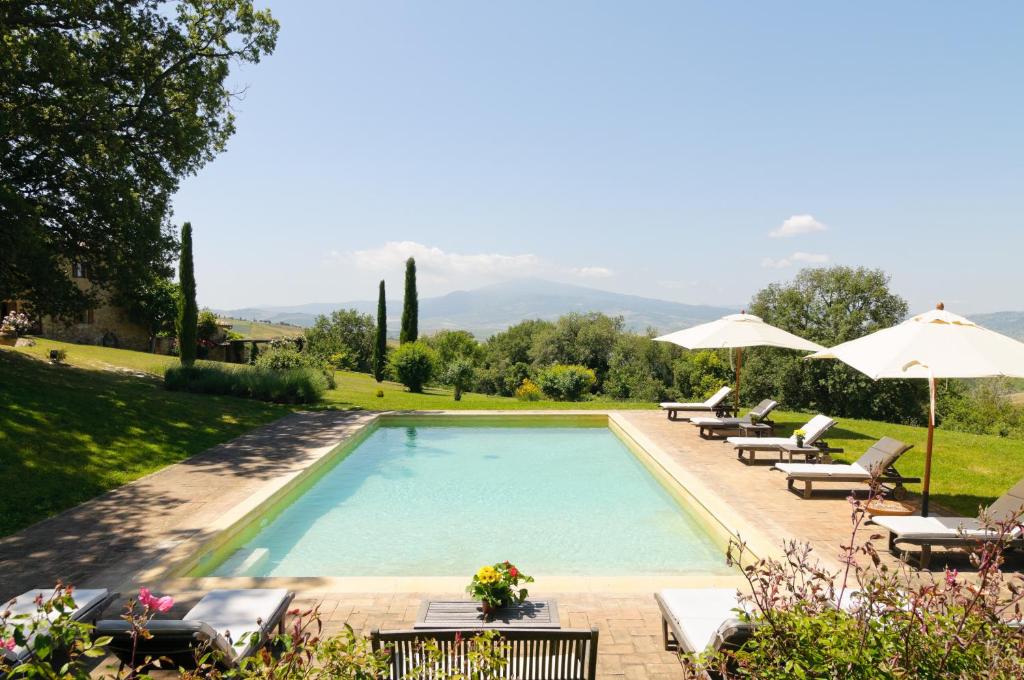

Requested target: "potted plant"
[
  {"left": 793, "top": 428, "right": 807, "bottom": 448},
  {"left": 466, "top": 561, "right": 534, "bottom": 619}
]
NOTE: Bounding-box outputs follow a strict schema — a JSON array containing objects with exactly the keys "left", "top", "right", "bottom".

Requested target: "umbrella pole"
[
  {"left": 921, "top": 374, "right": 936, "bottom": 517},
  {"left": 735, "top": 347, "right": 743, "bottom": 416}
]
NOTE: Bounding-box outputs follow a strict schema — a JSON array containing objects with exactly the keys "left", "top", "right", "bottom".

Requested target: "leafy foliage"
[
  {"left": 388, "top": 340, "right": 437, "bottom": 392},
  {"left": 442, "top": 358, "right": 476, "bottom": 401},
  {"left": 530, "top": 313, "right": 623, "bottom": 389},
  {"left": 604, "top": 333, "right": 675, "bottom": 401},
  {"left": 196, "top": 308, "right": 220, "bottom": 342},
  {"left": 536, "top": 364, "right": 597, "bottom": 401},
  {"left": 165, "top": 363, "right": 328, "bottom": 403},
  {"left": 514, "top": 378, "right": 543, "bottom": 401},
  {"left": 1, "top": 1, "right": 278, "bottom": 318},
  {"left": 176, "top": 222, "right": 198, "bottom": 366},
  {"left": 400, "top": 257, "right": 418, "bottom": 343},
  {"left": 373, "top": 280, "right": 387, "bottom": 382},
  {"left": 304, "top": 308, "right": 375, "bottom": 372},
  {"left": 671, "top": 349, "right": 733, "bottom": 401}
]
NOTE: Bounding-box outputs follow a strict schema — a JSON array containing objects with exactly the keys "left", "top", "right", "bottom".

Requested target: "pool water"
[{"left": 204, "top": 424, "right": 731, "bottom": 577}]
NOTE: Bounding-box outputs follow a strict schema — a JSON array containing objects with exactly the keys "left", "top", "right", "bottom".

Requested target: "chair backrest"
[
  {"left": 748, "top": 399, "right": 778, "bottom": 419},
  {"left": 371, "top": 627, "right": 600, "bottom": 680},
  {"left": 704, "top": 386, "right": 731, "bottom": 407},
  {"left": 95, "top": 619, "right": 237, "bottom": 668},
  {"left": 985, "top": 478, "right": 1024, "bottom": 524},
  {"left": 854, "top": 437, "right": 912, "bottom": 472},
  {"left": 791, "top": 414, "right": 836, "bottom": 445}
]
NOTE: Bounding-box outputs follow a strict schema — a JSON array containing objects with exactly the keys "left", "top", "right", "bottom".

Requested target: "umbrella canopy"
[
  {"left": 808, "top": 304, "right": 1024, "bottom": 515},
  {"left": 655, "top": 312, "right": 825, "bottom": 412}
]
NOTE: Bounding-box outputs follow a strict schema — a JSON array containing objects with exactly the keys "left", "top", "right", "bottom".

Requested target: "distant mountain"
[
  {"left": 970, "top": 311, "right": 1024, "bottom": 340},
  {"left": 216, "top": 279, "right": 735, "bottom": 338}
]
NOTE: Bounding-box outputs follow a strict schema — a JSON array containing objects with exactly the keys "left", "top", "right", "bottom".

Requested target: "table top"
[
  {"left": 738, "top": 422, "right": 772, "bottom": 431},
  {"left": 414, "top": 599, "right": 560, "bottom": 629}
]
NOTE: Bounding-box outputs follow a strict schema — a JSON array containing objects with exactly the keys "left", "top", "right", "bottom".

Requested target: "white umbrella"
[
  {"left": 655, "top": 311, "right": 825, "bottom": 414},
  {"left": 808, "top": 303, "right": 1024, "bottom": 515}
]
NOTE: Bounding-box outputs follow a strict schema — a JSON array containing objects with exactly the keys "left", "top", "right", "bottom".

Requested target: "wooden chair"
[{"left": 370, "top": 627, "right": 600, "bottom": 679}]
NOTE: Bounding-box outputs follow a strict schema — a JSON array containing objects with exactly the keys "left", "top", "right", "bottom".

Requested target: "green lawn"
[
  {"left": 218, "top": 317, "right": 305, "bottom": 339},
  {"left": 768, "top": 410, "right": 1024, "bottom": 517},
  {"left": 0, "top": 347, "right": 287, "bottom": 536}
]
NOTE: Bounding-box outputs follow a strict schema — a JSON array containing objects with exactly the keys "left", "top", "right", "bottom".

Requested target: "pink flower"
[
  {"left": 945, "top": 568, "right": 959, "bottom": 587},
  {"left": 1, "top": 637, "right": 15, "bottom": 652},
  {"left": 138, "top": 587, "right": 174, "bottom": 613}
]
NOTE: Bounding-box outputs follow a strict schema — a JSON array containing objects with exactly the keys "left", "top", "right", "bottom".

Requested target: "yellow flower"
[{"left": 476, "top": 566, "right": 500, "bottom": 584}]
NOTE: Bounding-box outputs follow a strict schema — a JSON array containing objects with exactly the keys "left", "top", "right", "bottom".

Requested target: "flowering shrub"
[
  {"left": 466, "top": 561, "right": 535, "bottom": 611},
  {"left": 1, "top": 311, "right": 32, "bottom": 335},
  {"left": 536, "top": 364, "right": 596, "bottom": 401},
  {"left": 681, "top": 481, "right": 1024, "bottom": 679},
  {"left": 514, "top": 378, "right": 542, "bottom": 401}
]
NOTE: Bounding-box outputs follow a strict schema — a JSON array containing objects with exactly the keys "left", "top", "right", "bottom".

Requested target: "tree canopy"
[{"left": 0, "top": 1, "right": 279, "bottom": 317}]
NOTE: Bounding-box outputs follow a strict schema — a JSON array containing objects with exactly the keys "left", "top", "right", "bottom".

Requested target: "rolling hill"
[{"left": 217, "top": 279, "right": 735, "bottom": 338}]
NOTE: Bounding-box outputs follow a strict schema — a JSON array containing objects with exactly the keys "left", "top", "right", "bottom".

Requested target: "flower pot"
[
  {"left": 480, "top": 601, "right": 496, "bottom": 619},
  {"left": 795, "top": 436, "right": 805, "bottom": 448},
  {"left": 0, "top": 332, "right": 16, "bottom": 347}
]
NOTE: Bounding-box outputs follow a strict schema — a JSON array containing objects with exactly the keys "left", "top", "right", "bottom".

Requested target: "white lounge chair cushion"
[
  {"left": 690, "top": 417, "right": 743, "bottom": 427},
  {"left": 661, "top": 386, "right": 731, "bottom": 410},
  {"left": 184, "top": 589, "right": 290, "bottom": 659},
  {"left": 728, "top": 414, "right": 834, "bottom": 448},
  {"left": 2, "top": 588, "right": 109, "bottom": 662},
  {"left": 659, "top": 588, "right": 748, "bottom": 653},
  {"left": 726, "top": 436, "right": 792, "bottom": 447},
  {"left": 774, "top": 463, "right": 870, "bottom": 478},
  {"left": 873, "top": 515, "right": 1021, "bottom": 541}
]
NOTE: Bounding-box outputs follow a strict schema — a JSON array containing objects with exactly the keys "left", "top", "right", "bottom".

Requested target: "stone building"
[{"left": 4, "top": 262, "right": 153, "bottom": 351}]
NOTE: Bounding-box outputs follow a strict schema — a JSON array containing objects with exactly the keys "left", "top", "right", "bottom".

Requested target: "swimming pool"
[{"left": 194, "top": 418, "right": 731, "bottom": 577}]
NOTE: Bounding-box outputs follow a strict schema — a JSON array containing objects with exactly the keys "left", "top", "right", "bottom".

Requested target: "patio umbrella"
[
  {"left": 807, "top": 303, "right": 1024, "bottom": 515},
  {"left": 654, "top": 311, "right": 825, "bottom": 414}
]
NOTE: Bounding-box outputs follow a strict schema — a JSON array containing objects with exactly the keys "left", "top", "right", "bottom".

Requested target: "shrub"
[
  {"left": 1, "top": 310, "right": 33, "bottom": 335},
  {"left": 536, "top": 364, "right": 596, "bottom": 401},
  {"left": 388, "top": 340, "right": 437, "bottom": 392},
  {"left": 682, "top": 481, "right": 1024, "bottom": 679},
  {"left": 196, "top": 308, "right": 220, "bottom": 342},
  {"left": 164, "top": 363, "right": 327, "bottom": 404},
  {"left": 442, "top": 358, "right": 476, "bottom": 401},
  {"left": 514, "top": 378, "right": 542, "bottom": 401},
  {"left": 304, "top": 308, "right": 375, "bottom": 372}
]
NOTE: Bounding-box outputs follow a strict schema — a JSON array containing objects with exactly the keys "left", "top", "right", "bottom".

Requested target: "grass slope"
[
  {"left": 0, "top": 348, "right": 286, "bottom": 536},
  {"left": 218, "top": 317, "right": 305, "bottom": 339},
  {"left": 770, "top": 410, "right": 1024, "bottom": 517}
]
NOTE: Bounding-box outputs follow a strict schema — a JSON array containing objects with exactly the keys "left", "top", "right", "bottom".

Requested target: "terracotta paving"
[{"left": 7, "top": 408, "right": 1016, "bottom": 678}]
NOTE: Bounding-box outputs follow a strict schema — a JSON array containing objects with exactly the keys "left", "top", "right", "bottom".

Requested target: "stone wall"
[{"left": 38, "top": 273, "right": 152, "bottom": 351}]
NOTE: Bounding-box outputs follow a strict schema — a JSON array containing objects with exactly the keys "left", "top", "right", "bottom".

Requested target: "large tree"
[
  {"left": 303, "top": 308, "right": 376, "bottom": 372},
  {"left": 742, "top": 266, "right": 926, "bottom": 422},
  {"left": 176, "top": 222, "right": 197, "bottom": 366},
  {"left": 0, "top": 1, "right": 279, "bottom": 318},
  {"left": 400, "top": 257, "right": 418, "bottom": 343},
  {"left": 373, "top": 280, "right": 387, "bottom": 382}
]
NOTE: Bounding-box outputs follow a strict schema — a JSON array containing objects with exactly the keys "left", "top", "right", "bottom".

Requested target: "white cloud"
[
  {"left": 571, "top": 266, "right": 613, "bottom": 279},
  {"left": 769, "top": 214, "right": 827, "bottom": 238},
  {"left": 761, "top": 252, "right": 830, "bottom": 269},
  {"left": 344, "top": 241, "right": 540, "bottom": 278}
]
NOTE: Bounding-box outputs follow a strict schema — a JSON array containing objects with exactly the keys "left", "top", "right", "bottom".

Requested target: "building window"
[
  {"left": 72, "top": 262, "right": 88, "bottom": 278},
  {"left": 78, "top": 308, "right": 94, "bottom": 325}
]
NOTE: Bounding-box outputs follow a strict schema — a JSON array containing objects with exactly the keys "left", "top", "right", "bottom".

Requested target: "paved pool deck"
[{"left": 2, "top": 408, "right": 1008, "bottom": 679}]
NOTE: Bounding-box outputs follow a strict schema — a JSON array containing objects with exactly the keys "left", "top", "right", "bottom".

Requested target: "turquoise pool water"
[{"left": 204, "top": 423, "right": 731, "bottom": 577}]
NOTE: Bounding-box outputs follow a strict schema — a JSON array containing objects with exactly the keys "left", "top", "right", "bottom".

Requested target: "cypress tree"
[
  {"left": 176, "top": 222, "right": 198, "bottom": 366},
  {"left": 373, "top": 279, "right": 387, "bottom": 381},
  {"left": 399, "top": 257, "right": 418, "bottom": 343}
]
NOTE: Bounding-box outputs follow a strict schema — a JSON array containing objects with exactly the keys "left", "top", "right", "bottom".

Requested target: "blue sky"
[{"left": 174, "top": 2, "right": 1023, "bottom": 314}]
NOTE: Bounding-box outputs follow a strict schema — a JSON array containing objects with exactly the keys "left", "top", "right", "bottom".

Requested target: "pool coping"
[{"left": 135, "top": 410, "right": 779, "bottom": 594}]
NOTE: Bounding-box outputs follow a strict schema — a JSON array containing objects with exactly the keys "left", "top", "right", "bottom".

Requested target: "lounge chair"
[
  {"left": 660, "top": 386, "right": 732, "bottom": 421},
  {"left": 95, "top": 589, "right": 295, "bottom": 670},
  {"left": 654, "top": 589, "right": 754, "bottom": 656},
  {"left": 2, "top": 588, "right": 118, "bottom": 668},
  {"left": 371, "top": 627, "right": 599, "bottom": 680},
  {"left": 773, "top": 436, "right": 919, "bottom": 499},
  {"left": 873, "top": 479, "right": 1024, "bottom": 568},
  {"left": 727, "top": 414, "right": 837, "bottom": 463},
  {"left": 690, "top": 399, "right": 778, "bottom": 439}
]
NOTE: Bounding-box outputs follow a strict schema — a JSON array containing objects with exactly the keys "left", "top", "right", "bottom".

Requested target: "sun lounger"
[
  {"left": 371, "top": 627, "right": 600, "bottom": 680},
  {"left": 690, "top": 399, "right": 778, "bottom": 439},
  {"left": 2, "top": 588, "right": 118, "bottom": 667},
  {"left": 654, "top": 589, "right": 754, "bottom": 656},
  {"left": 95, "top": 589, "right": 294, "bottom": 670},
  {"left": 873, "top": 479, "right": 1024, "bottom": 568},
  {"left": 774, "top": 436, "right": 919, "bottom": 499},
  {"left": 660, "top": 386, "right": 732, "bottom": 421},
  {"left": 727, "top": 414, "right": 836, "bottom": 463}
]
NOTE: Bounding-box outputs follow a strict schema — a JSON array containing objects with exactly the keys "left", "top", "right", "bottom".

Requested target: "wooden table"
[
  {"left": 737, "top": 422, "right": 773, "bottom": 437},
  {"left": 414, "top": 599, "right": 560, "bottom": 629},
  {"left": 777, "top": 443, "right": 842, "bottom": 463}
]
